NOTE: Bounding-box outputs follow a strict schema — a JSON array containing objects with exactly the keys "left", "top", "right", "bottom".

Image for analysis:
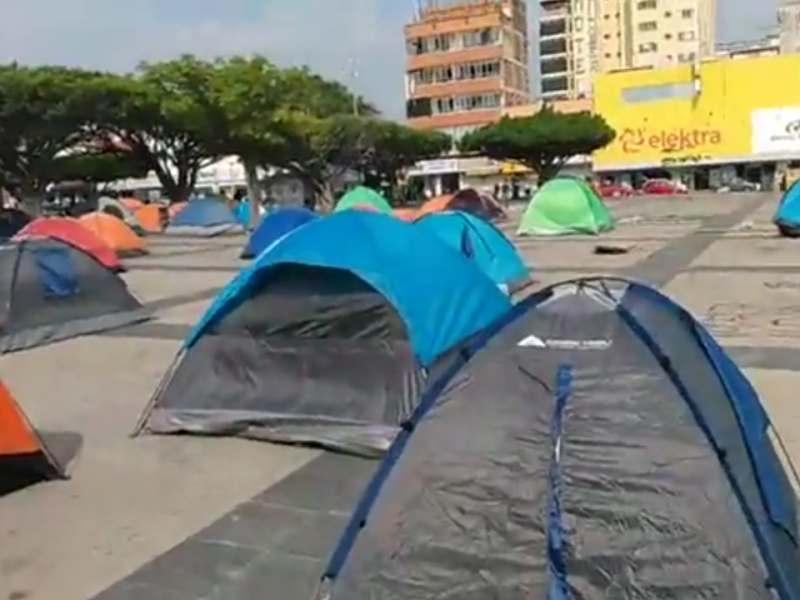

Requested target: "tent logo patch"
[{"left": 518, "top": 335, "right": 611, "bottom": 350}]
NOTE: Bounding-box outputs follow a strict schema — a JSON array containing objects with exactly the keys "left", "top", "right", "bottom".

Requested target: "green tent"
[
  {"left": 517, "top": 177, "right": 614, "bottom": 235},
  {"left": 334, "top": 186, "right": 392, "bottom": 213}
]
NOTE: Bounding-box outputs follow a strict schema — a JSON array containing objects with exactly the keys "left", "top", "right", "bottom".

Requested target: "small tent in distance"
[
  {"left": 0, "top": 378, "right": 65, "bottom": 496},
  {"left": 415, "top": 210, "right": 530, "bottom": 293},
  {"left": 774, "top": 180, "right": 800, "bottom": 237},
  {"left": 165, "top": 196, "right": 242, "bottom": 236},
  {"left": 240, "top": 207, "right": 317, "bottom": 259},
  {"left": 334, "top": 186, "right": 392, "bottom": 213},
  {"left": 416, "top": 189, "right": 506, "bottom": 221},
  {"left": 317, "top": 277, "right": 800, "bottom": 600},
  {"left": 98, "top": 197, "right": 144, "bottom": 234},
  {"left": 78, "top": 212, "right": 147, "bottom": 257},
  {"left": 135, "top": 210, "right": 511, "bottom": 456},
  {"left": 14, "top": 217, "right": 124, "bottom": 272},
  {"left": 518, "top": 177, "right": 614, "bottom": 235},
  {"left": 0, "top": 238, "right": 151, "bottom": 352}
]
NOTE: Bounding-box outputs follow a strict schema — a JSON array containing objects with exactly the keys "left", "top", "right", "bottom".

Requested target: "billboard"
[
  {"left": 751, "top": 106, "right": 800, "bottom": 155},
  {"left": 592, "top": 55, "right": 800, "bottom": 171}
]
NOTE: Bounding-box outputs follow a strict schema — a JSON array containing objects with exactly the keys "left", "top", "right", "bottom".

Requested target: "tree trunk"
[
  {"left": 314, "top": 179, "right": 336, "bottom": 213},
  {"left": 242, "top": 158, "right": 263, "bottom": 229}
]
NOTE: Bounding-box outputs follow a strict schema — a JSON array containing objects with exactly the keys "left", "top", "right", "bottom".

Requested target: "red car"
[
  {"left": 597, "top": 182, "right": 634, "bottom": 198},
  {"left": 640, "top": 178, "right": 688, "bottom": 195}
]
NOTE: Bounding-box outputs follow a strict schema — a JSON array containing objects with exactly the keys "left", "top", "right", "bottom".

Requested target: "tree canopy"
[
  {"left": 459, "top": 107, "right": 615, "bottom": 182},
  {"left": 0, "top": 56, "right": 452, "bottom": 209}
]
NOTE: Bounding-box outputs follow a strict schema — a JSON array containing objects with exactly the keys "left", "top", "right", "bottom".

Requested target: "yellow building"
[{"left": 592, "top": 54, "right": 800, "bottom": 188}]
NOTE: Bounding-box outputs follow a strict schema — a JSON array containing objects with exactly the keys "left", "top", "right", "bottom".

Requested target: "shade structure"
[
  {"left": 334, "top": 186, "right": 392, "bottom": 213},
  {"left": 319, "top": 277, "right": 800, "bottom": 600},
  {"left": 416, "top": 189, "right": 506, "bottom": 220},
  {"left": 135, "top": 210, "right": 511, "bottom": 456},
  {"left": 775, "top": 179, "right": 800, "bottom": 237},
  {"left": 415, "top": 210, "right": 530, "bottom": 292},
  {"left": 0, "top": 208, "right": 31, "bottom": 240},
  {"left": 14, "top": 216, "right": 123, "bottom": 272},
  {"left": 518, "top": 177, "right": 614, "bottom": 235},
  {"left": 0, "top": 378, "right": 64, "bottom": 496},
  {"left": 134, "top": 204, "right": 165, "bottom": 233},
  {"left": 0, "top": 238, "right": 150, "bottom": 352},
  {"left": 165, "top": 197, "right": 242, "bottom": 236},
  {"left": 240, "top": 206, "right": 317, "bottom": 259},
  {"left": 78, "top": 212, "right": 147, "bottom": 257}
]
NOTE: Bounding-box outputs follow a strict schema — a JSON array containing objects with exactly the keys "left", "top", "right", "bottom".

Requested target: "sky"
[{"left": 0, "top": 0, "right": 778, "bottom": 119}]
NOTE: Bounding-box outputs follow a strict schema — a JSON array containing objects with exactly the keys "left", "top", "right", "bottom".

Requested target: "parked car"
[
  {"left": 715, "top": 178, "right": 760, "bottom": 193},
  {"left": 640, "top": 178, "right": 688, "bottom": 195},
  {"left": 597, "top": 182, "right": 634, "bottom": 198}
]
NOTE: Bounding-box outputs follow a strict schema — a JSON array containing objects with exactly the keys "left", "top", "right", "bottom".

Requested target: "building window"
[
  {"left": 431, "top": 93, "right": 501, "bottom": 114},
  {"left": 410, "top": 60, "right": 502, "bottom": 85},
  {"left": 462, "top": 27, "right": 499, "bottom": 47},
  {"left": 621, "top": 81, "right": 695, "bottom": 103},
  {"left": 681, "top": 8, "right": 694, "bottom": 18},
  {"left": 637, "top": 0, "right": 656, "bottom": 8},
  {"left": 407, "top": 38, "right": 424, "bottom": 55},
  {"left": 638, "top": 21, "right": 657, "bottom": 31},
  {"left": 678, "top": 30, "right": 695, "bottom": 41},
  {"left": 638, "top": 42, "right": 658, "bottom": 53},
  {"left": 678, "top": 51, "right": 697, "bottom": 62}
]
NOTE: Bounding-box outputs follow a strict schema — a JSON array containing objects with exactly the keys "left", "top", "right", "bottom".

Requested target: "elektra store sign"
[{"left": 751, "top": 106, "right": 800, "bottom": 155}]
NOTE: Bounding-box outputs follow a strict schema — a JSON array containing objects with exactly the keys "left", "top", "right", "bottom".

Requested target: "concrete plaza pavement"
[{"left": 1, "top": 191, "right": 799, "bottom": 599}]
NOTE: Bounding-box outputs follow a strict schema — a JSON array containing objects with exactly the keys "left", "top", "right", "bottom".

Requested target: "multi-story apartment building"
[
  {"left": 779, "top": 0, "right": 800, "bottom": 54},
  {"left": 404, "top": 0, "right": 531, "bottom": 140},
  {"left": 716, "top": 35, "right": 779, "bottom": 60},
  {"left": 539, "top": 0, "right": 717, "bottom": 100}
]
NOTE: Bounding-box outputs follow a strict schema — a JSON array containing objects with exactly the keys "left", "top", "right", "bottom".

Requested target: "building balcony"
[{"left": 407, "top": 77, "right": 504, "bottom": 100}]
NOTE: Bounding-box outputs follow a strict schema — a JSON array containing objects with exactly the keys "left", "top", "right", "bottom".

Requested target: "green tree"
[
  {"left": 45, "top": 152, "right": 147, "bottom": 184},
  {"left": 209, "top": 63, "right": 379, "bottom": 210},
  {"left": 92, "top": 56, "right": 222, "bottom": 203},
  {"left": 361, "top": 122, "right": 451, "bottom": 201},
  {"left": 0, "top": 64, "right": 107, "bottom": 212},
  {"left": 459, "top": 108, "right": 615, "bottom": 182}
]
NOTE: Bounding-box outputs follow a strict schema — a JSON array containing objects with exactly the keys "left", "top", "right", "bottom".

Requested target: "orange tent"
[
  {"left": 168, "top": 202, "right": 188, "bottom": 219},
  {"left": 416, "top": 190, "right": 507, "bottom": 221},
  {"left": 415, "top": 195, "right": 453, "bottom": 218},
  {"left": 119, "top": 197, "right": 144, "bottom": 211},
  {"left": 78, "top": 212, "right": 148, "bottom": 257},
  {"left": 392, "top": 207, "right": 417, "bottom": 221},
  {"left": 0, "top": 379, "right": 64, "bottom": 495},
  {"left": 135, "top": 204, "right": 165, "bottom": 233}
]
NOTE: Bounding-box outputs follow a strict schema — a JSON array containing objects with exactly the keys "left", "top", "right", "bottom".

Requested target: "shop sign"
[
  {"left": 751, "top": 107, "right": 800, "bottom": 154},
  {"left": 619, "top": 127, "right": 722, "bottom": 154}
]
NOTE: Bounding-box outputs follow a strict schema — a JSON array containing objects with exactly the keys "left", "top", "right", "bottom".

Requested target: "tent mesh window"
[
  {"left": 1, "top": 239, "right": 142, "bottom": 333},
  {"left": 150, "top": 265, "right": 426, "bottom": 433}
]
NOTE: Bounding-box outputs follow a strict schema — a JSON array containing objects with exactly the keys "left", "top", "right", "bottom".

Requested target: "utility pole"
[{"left": 348, "top": 58, "right": 359, "bottom": 116}]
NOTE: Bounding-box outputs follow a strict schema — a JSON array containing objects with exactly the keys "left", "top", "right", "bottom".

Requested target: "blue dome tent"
[
  {"left": 165, "top": 196, "right": 241, "bottom": 237},
  {"left": 317, "top": 277, "right": 800, "bottom": 600},
  {"left": 415, "top": 210, "right": 530, "bottom": 293},
  {"left": 775, "top": 180, "right": 800, "bottom": 237},
  {"left": 240, "top": 207, "right": 317, "bottom": 259},
  {"left": 135, "top": 210, "right": 511, "bottom": 456}
]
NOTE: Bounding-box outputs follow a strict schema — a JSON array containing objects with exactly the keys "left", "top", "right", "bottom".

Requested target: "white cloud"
[{"left": 0, "top": 0, "right": 778, "bottom": 119}]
